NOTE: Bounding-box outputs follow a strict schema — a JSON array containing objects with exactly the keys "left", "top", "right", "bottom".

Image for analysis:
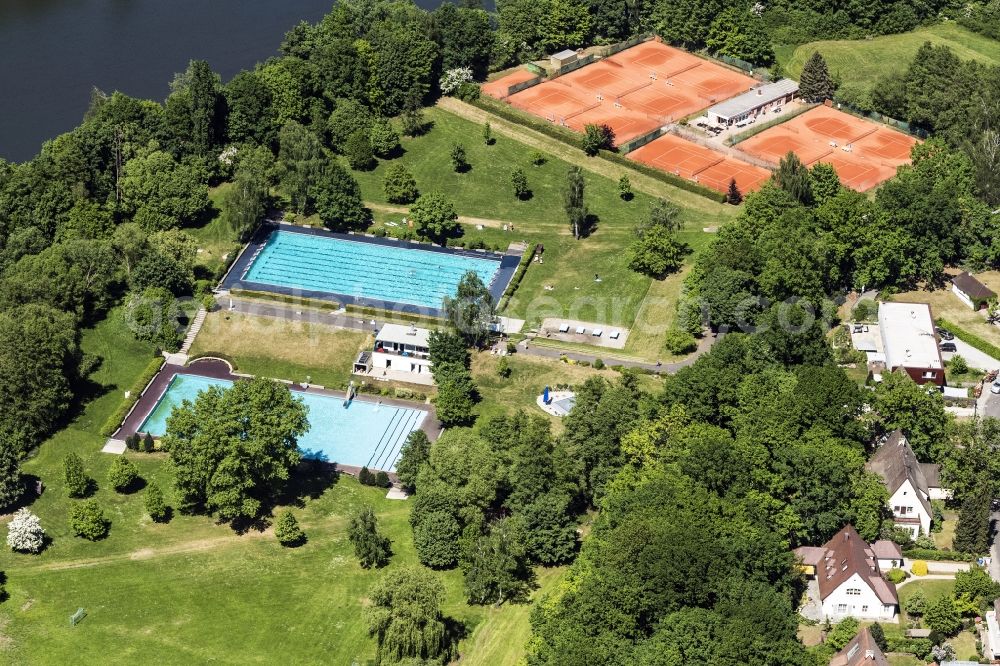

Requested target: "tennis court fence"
[
  {"left": 507, "top": 75, "right": 544, "bottom": 97},
  {"left": 602, "top": 33, "right": 654, "bottom": 58},
  {"left": 833, "top": 98, "right": 930, "bottom": 139},
  {"left": 555, "top": 53, "right": 598, "bottom": 77},
  {"left": 619, "top": 127, "right": 666, "bottom": 154}
]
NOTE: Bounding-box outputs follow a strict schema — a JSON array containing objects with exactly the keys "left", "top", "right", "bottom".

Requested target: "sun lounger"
[
  {"left": 592, "top": 329, "right": 603, "bottom": 337},
  {"left": 609, "top": 331, "right": 620, "bottom": 340},
  {"left": 559, "top": 324, "right": 570, "bottom": 333},
  {"left": 575, "top": 326, "right": 585, "bottom": 334}
]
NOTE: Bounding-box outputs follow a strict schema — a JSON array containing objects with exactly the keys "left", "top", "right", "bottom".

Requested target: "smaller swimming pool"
[{"left": 139, "top": 374, "right": 427, "bottom": 472}]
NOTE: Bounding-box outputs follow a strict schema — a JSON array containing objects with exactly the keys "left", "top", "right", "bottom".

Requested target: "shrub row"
[
  {"left": 187, "top": 351, "right": 239, "bottom": 370},
  {"left": 885, "top": 636, "right": 932, "bottom": 659},
  {"left": 902, "top": 548, "right": 977, "bottom": 562},
  {"left": 597, "top": 148, "right": 728, "bottom": 202},
  {"left": 100, "top": 356, "right": 166, "bottom": 437},
  {"left": 345, "top": 304, "right": 442, "bottom": 328},
  {"left": 469, "top": 96, "right": 727, "bottom": 203},
  {"left": 498, "top": 243, "right": 537, "bottom": 312},
  {"left": 354, "top": 382, "right": 429, "bottom": 402},
  {"left": 229, "top": 289, "right": 341, "bottom": 311},
  {"left": 359, "top": 466, "right": 392, "bottom": 488},
  {"left": 936, "top": 317, "right": 1000, "bottom": 366}
]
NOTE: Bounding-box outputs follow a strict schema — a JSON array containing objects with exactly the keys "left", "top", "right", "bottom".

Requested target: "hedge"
[
  {"left": 100, "top": 356, "right": 166, "bottom": 437},
  {"left": 886, "top": 636, "right": 932, "bottom": 658},
  {"left": 469, "top": 96, "right": 728, "bottom": 204},
  {"left": 229, "top": 289, "right": 342, "bottom": 311},
  {"left": 725, "top": 103, "right": 816, "bottom": 146},
  {"left": 345, "top": 304, "right": 443, "bottom": 328},
  {"left": 902, "top": 548, "right": 977, "bottom": 562},
  {"left": 498, "top": 243, "right": 536, "bottom": 312},
  {"left": 936, "top": 317, "right": 1000, "bottom": 364}
]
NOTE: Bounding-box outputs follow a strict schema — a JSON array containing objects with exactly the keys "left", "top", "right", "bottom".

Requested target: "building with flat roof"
[
  {"left": 706, "top": 79, "right": 799, "bottom": 127},
  {"left": 550, "top": 49, "right": 578, "bottom": 68},
  {"left": 877, "top": 301, "right": 944, "bottom": 387},
  {"left": 354, "top": 323, "right": 433, "bottom": 383}
]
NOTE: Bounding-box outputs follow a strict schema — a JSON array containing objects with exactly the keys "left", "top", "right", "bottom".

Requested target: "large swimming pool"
[
  {"left": 241, "top": 230, "right": 502, "bottom": 309},
  {"left": 139, "top": 374, "right": 427, "bottom": 472}
]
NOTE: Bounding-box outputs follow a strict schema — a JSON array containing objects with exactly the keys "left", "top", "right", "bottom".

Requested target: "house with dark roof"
[
  {"left": 952, "top": 272, "right": 996, "bottom": 311},
  {"left": 793, "top": 525, "right": 898, "bottom": 622},
  {"left": 866, "top": 430, "right": 948, "bottom": 537},
  {"left": 829, "top": 627, "right": 890, "bottom": 666}
]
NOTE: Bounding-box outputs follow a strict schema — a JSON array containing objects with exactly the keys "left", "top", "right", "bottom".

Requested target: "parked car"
[
  {"left": 940, "top": 342, "right": 957, "bottom": 352},
  {"left": 991, "top": 381, "right": 1000, "bottom": 394},
  {"left": 852, "top": 324, "right": 864, "bottom": 333},
  {"left": 936, "top": 327, "right": 955, "bottom": 340}
]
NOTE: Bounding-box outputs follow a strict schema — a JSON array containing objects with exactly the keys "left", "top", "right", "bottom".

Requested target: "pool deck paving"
[
  {"left": 112, "top": 358, "right": 440, "bottom": 474},
  {"left": 219, "top": 222, "right": 520, "bottom": 318}
]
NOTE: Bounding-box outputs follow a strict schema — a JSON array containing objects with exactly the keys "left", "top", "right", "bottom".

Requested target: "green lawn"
[
  {"left": 186, "top": 183, "right": 241, "bottom": 281},
  {"left": 0, "top": 311, "right": 562, "bottom": 663},
  {"left": 345, "top": 107, "right": 723, "bottom": 339},
  {"left": 778, "top": 22, "right": 1000, "bottom": 103},
  {"left": 188, "top": 310, "right": 368, "bottom": 389}
]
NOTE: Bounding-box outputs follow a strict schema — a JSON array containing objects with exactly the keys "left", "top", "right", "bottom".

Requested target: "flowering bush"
[
  {"left": 7, "top": 508, "right": 45, "bottom": 553},
  {"left": 440, "top": 67, "right": 473, "bottom": 95}
]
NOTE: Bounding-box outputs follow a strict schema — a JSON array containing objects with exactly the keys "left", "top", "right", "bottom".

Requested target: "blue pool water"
[
  {"left": 243, "top": 231, "right": 501, "bottom": 309},
  {"left": 139, "top": 374, "right": 427, "bottom": 472}
]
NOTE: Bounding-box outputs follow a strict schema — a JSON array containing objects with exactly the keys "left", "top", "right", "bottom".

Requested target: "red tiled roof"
[
  {"left": 829, "top": 627, "right": 890, "bottom": 666},
  {"left": 871, "top": 540, "right": 902, "bottom": 560},
  {"left": 816, "top": 526, "right": 898, "bottom": 606}
]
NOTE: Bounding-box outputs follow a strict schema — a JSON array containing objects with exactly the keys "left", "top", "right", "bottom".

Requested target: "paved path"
[
  {"left": 942, "top": 338, "right": 1000, "bottom": 373},
  {"left": 517, "top": 332, "right": 715, "bottom": 374},
  {"left": 895, "top": 573, "right": 961, "bottom": 588},
  {"left": 226, "top": 294, "right": 717, "bottom": 375}
]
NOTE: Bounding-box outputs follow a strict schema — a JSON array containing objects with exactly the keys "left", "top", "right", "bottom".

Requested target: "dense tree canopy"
[{"left": 161, "top": 378, "right": 309, "bottom": 522}]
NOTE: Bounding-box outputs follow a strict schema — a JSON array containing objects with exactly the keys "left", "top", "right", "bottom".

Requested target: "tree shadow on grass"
[
  {"left": 276, "top": 460, "right": 340, "bottom": 508},
  {"left": 117, "top": 476, "right": 147, "bottom": 495}
]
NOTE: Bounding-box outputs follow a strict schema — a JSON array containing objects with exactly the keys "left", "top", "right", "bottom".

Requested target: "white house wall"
[
  {"left": 952, "top": 283, "right": 976, "bottom": 310},
  {"left": 888, "top": 480, "right": 931, "bottom": 536},
  {"left": 821, "top": 574, "right": 896, "bottom": 621}
]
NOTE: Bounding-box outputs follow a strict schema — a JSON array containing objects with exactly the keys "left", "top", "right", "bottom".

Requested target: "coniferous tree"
[
  {"left": 348, "top": 505, "right": 392, "bottom": 568},
  {"left": 564, "top": 166, "right": 588, "bottom": 239},
  {"left": 799, "top": 52, "right": 836, "bottom": 102},
  {"left": 726, "top": 177, "right": 743, "bottom": 204},
  {"left": 954, "top": 486, "right": 991, "bottom": 553}
]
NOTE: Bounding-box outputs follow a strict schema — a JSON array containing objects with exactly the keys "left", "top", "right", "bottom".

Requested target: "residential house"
[
  {"left": 952, "top": 272, "right": 996, "bottom": 311},
  {"left": 829, "top": 627, "right": 890, "bottom": 666},
  {"left": 877, "top": 301, "right": 944, "bottom": 387},
  {"left": 353, "top": 324, "right": 432, "bottom": 381},
  {"left": 793, "top": 525, "right": 898, "bottom": 622},
  {"left": 871, "top": 540, "right": 903, "bottom": 571},
  {"left": 866, "top": 430, "right": 947, "bottom": 537},
  {"left": 986, "top": 598, "right": 1000, "bottom": 660}
]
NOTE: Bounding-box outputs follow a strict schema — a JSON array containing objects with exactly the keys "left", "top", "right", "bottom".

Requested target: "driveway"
[{"left": 941, "top": 338, "right": 1000, "bottom": 372}]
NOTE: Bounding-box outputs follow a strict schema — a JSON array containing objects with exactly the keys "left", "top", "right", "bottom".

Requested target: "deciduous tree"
[
  {"left": 365, "top": 567, "right": 453, "bottom": 665},
  {"left": 6, "top": 508, "right": 44, "bottom": 553},
  {"left": 161, "top": 377, "right": 309, "bottom": 522},
  {"left": 410, "top": 192, "right": 460, "bottom": 242}
]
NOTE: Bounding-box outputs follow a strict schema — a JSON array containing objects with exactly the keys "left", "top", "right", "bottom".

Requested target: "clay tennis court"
[
  {"left": 736, "top": 105, "right": 917, "bottom": 191},
  {"left": 629, "top": 134, "right": 771, "bottom": 194},
  {"left": 481, "top": 69, "right": 538, "bottom": 99},
  {"left": 489, "top": 41, "right": 755, "bottom": 144}
]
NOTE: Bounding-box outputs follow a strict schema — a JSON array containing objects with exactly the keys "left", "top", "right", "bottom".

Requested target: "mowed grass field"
[
  {"left": 0, "top": 312, "right": 565, "bottom": 663},
  {"left": 892, "top": 270, "right": 1000, "bottom": 353},
  {"left": 346, "top": 107, "right": 726, "bottom": 348},
  {"left": 777, "top": 22, "right": 1000, "bottom": 94},
  {"left": 189, "top": 310, "right": 368, "bottom": 388}
]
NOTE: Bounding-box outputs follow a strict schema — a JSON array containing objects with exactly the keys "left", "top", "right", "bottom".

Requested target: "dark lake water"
[{"left": 0, "top": 0, "right": 453, "bottom": 162}]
